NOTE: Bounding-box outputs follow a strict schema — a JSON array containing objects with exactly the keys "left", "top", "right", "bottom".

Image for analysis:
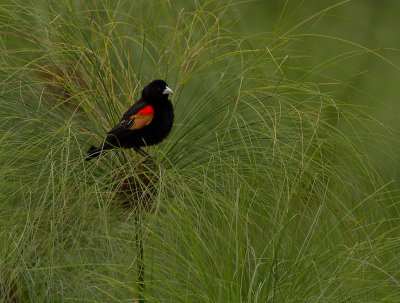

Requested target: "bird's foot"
[{"left": 135, "top": 148, "right": 157, "bottom": 162}]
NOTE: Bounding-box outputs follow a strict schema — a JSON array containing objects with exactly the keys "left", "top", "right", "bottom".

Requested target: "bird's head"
[{"left": 142, "top": 79, "right": 173, "bottom": 102}]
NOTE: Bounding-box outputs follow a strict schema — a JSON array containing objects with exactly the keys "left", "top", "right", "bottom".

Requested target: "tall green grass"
[{"left": 1, "top": 0, "right": 400, "bottom": 301}]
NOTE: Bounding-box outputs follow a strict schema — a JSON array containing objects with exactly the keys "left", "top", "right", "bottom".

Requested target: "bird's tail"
[{"left": 85, "top": 145, "right": 106, "bottom": 161}]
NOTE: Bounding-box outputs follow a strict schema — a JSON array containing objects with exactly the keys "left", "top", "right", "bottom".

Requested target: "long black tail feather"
[{"left": 86, "top": 145, "right": 105, "bottom": 161}]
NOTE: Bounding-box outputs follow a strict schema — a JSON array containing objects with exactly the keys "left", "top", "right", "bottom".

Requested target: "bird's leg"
[
  {"left": 134, "top": 148, "right": 156, "bottom": 161},
  {"left": 134, "top": 148, "right": 149, "bottom": 157}
]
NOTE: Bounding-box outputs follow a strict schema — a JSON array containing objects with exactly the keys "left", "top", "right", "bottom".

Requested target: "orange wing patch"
[{"left": 128, "top": 113, "right": 154, "bottom": 130}]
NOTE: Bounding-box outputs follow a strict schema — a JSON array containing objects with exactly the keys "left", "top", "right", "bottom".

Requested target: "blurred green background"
[
  {"left": 238, "top": 0, "right": 400, "bottom": 108},
  {"left": 240, "top": 0, "right": 400, "bottom": 179},
  {"left": 1, "top": 0, "right": 400, "bottom": 302}
]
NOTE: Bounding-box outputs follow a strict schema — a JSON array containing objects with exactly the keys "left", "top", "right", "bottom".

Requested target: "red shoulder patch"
[{"left": 138, "top": 105, "right": 155, "bottom": 115}]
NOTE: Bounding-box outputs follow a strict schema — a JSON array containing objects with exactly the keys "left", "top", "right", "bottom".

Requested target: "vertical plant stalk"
[{"left": 135, "top": 206, "right": 145, "bottom": 302}]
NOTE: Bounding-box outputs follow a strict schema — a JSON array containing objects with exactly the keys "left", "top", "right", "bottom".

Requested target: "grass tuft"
[{"left": 1, "top": 0, "right": 400, "bottom": 301}]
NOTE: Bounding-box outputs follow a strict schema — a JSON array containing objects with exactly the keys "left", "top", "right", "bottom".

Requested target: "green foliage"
[{"left": 1, "top": 0, "right": 400, "bottom": 302}]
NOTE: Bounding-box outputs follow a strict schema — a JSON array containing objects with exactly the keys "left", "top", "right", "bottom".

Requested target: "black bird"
[{"left": 86, "top": 79, "right": 174, "bottom": 160}]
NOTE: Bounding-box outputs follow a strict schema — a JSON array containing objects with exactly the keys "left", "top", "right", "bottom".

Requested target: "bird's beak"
[{"left": 163, "top": 86, "right": 173, "bottom": 95}]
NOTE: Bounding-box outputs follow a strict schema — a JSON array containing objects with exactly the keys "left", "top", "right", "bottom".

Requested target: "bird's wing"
[
  {"left": 120, "top": 98, "right": 147, "bottom": 121},
  {"left": 108, "top": 104, "right": 155, "bottom": 134},
  {"left": 121, "top": 109, "right": 154, "bottom": 130}
]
